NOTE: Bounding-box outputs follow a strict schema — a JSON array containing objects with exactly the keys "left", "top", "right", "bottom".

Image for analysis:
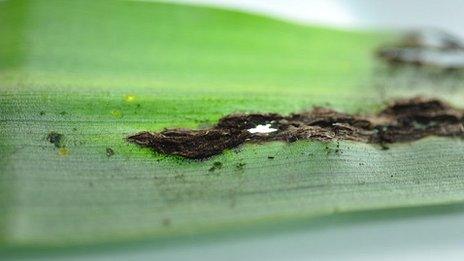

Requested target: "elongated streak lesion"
[{"left": 128, "top": 97, "right": 464, "bottom": 159}]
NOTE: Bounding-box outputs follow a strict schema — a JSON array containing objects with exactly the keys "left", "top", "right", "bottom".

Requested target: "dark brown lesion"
[
  {"left": 376, "top": 30, "right": 464, "bottom": 71},
  {"left": 128, "top": 128, "right": 251, "bottom": 159},
  {"left": 127, "top": 97, "right": 464, "bottom": 159},
  {"left": 372, "top": 97, "right": 464, "bottom": 143}
]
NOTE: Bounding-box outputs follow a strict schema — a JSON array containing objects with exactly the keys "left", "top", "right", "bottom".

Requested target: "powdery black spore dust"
[{"left": 127, "top": 98, "right": 464, "bottom": 159}]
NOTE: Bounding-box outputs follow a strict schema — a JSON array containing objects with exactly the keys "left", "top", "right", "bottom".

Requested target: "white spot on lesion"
[{"left": 247, "top": 124, "right": 277, "bottom": 134}]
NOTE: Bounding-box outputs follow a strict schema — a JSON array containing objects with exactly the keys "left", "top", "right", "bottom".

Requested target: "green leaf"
[{"left": 1, "top": 0, "right": 464, "bottom": 254}]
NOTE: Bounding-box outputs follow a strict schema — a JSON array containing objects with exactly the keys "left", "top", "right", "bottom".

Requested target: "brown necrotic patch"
[{"left": 127, "top": 98, "right": 464, "bottom": 159}]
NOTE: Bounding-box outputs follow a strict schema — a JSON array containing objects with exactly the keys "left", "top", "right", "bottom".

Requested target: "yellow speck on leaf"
[
  {"left": 111, "top": 109, "right": 123, "bottom": 118},
  {"left": 58, "top": 147, "right": 69, "bottom": 156},
  {"left": 124, "top": 94, "right": 136, "bottom": 102}
]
